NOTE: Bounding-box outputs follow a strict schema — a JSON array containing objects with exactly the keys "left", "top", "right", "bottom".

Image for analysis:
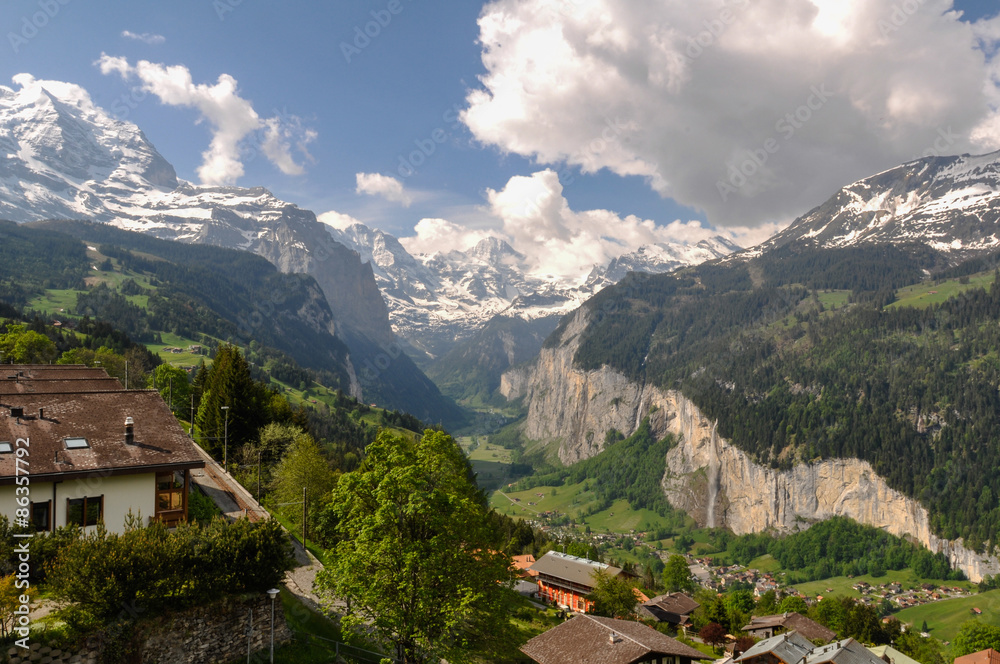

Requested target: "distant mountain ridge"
[
  {"left": 325, "top": 220, "right": 739, "bottom": 359},
  {"left": 755, "top": 151, "right": 1000, "bottom": 258},
  {"left": 0, "top": 77, "right": 462, "bottom": 423}
]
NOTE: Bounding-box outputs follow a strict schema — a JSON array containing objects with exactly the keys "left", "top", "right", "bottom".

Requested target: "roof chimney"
[
  {"left": 125, "top": 416, "right": 134, "bottom": 445},
  {"left": 38, "top": 408, "right": 43, "bottom": 420},
  {"left": 610, "top": 632, "right": 623, "bottom": 644}
]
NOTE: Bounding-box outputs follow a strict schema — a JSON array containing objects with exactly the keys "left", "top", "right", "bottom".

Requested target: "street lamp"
[
  {"left": 221, "top": 405, "right": 230, "bottom": 471},
  {"left": 267, "top": 588, "right": 280, "bottom": 663}
]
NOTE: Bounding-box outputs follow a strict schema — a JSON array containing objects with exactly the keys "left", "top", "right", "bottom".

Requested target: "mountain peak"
[
  {"left": 759, "top": 150, "right": 1000, "bottom": 259},
  {"left": 467, "top": 236, "right": 522, "bottom": 264}
]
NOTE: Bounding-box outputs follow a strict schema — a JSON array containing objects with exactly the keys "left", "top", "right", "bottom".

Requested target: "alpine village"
[{"left": 3, "top": 2, "right": 1000, "bottom": 664}]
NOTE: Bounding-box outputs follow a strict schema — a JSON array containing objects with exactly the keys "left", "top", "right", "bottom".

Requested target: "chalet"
[
  {"left": 512, "top": 553, "right": 539, "bottom": 578},
  {"left": 530, "top": 551, "right": 624, "bottom": 614},
  {"left": 521, "top": 614, "right": 708, "bottom": 664},
  {"left": 742, "top": 613, "right": 837, "bottom": 643},
  {"left": 954, "top": 649, "right": 1000, "bottom": 664},
  {"left": 0, "top": 365, "right": 205, "bottom": 531},
  {"left": 868, "top": 645, "right": 922, "bottom": 664},
  {"left": 639, "top": 592, "right": 700, "bottom": 628},
  {"left": 738, "top": 633, "right": 883, "bottom": 664}
]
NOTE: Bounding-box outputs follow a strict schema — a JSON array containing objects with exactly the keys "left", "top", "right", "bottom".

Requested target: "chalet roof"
[
  {"left": 955, "top": 650, "right": 1000, "bottom": 664},
  {"left": 743, "top": 613, "right": 837, "bottom": 642},
  {"left": 737, "top": 631, "right": 815, "bottom": 664},
  {"left": 2, "top": 365, "right": 113, "bottom": 380},
  {"left": 868, "top": 645, "right": 922, "bottom": 664},
  {"left": 530, "top": 551, "right": 622, "bottom": 588},
  {"left": 644, "top": 592, "right": 700, "bottom": 616},
  {"left": 806, "top": 639, "right": 884, "bottom": 664},
  {"left": 0, "top": 376, "right": 124, "bottom": 395},
  {"left": 521, "top": 614, "right": 707, "bottom": 664},
  {"left": 0, "top": 382, "right": 204, "bottom": 485}
]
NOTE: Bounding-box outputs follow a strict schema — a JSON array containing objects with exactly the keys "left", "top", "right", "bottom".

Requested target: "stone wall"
[{"left": 6, "top": 594, "right": 292, "bottom": 664}]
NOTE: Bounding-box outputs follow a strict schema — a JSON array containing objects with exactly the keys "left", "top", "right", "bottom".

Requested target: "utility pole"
[
  {"left": 302, "top": 486, "right": 307, "bottom": 550},
  {"left": 190, "top": 394, "right": 195, "bottom": 438},
  {"left": 222, "top": 405, "right": 230, "bottom": 471},
  {"left": 168, "top": 377, "right": 173, "bottom": 414},
  {"left": 257, "top": 450, "right": 262, "bottom": 501}
]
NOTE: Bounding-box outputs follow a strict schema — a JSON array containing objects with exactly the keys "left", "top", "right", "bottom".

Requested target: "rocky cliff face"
[{"left": 503, "top": 310, "right": 1000, "bottom": 581}]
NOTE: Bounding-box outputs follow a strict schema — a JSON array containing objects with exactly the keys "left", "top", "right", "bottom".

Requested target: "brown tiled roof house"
[
  {"left": 639, "top": 592, "right": 700, "bottom": 626},
  {"left": 521, "top": 614, "right": 708, "bottom": 664},
  {"left": 743, "top": 613, "right": 837, "bottom": 643},
  {"left": 0, "top": 365, "right": 205, "bottom": 531},
  {"left": 955, "top": 650, "right": 1000, "bottom": 664}
]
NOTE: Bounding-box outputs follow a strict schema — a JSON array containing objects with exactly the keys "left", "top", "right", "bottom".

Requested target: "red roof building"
[{"left": 530, "top": 551, "right": 624, "bottom": 614}]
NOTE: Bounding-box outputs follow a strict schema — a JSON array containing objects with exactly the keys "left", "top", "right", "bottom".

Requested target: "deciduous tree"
[{"left": 316, "top": 430, "right": 515, "bottom": 663}]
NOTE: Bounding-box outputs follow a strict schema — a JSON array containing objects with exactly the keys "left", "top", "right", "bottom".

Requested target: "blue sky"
[{"left": 3, "top": 0, "right": 1000, "bottom": 255}]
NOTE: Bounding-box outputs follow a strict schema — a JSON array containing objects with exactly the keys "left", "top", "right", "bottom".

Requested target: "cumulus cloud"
[
  {"left": 400, "top": 169, "right": 746, "bottom": 282},
  {"left": 462, "top": 0, "right": 1000, "bottom": 228},
  {"left": 400, "top": 218, "right": 502, "bottom": 256},
  {"left": 96, "top": 54, "right": 314, "bottom": 185},
  {"left": 121, "top": 31, "right": 166, "bottom": 45},
  {"left": 355, "top": 172, "right": 413, "bottom": 206},
  {"left": 317, "top": 210, "right": 365, "bottom": 230}
]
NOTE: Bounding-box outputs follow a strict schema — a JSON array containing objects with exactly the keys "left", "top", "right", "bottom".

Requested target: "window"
[
  {"left": 66, "top": 495, "right": 102, "bottom": 527},
  {"left": 156, "top": 472, "right": 184, "bottom": 513},
  {"left": 0, "top": 442, "right": 11, "bottom": 453},
  {"left": 64, "top": 437, "right": 89, "bottom": 450},
  {"left": 30, "top": 501, "right": 50, "bottom": 532}
]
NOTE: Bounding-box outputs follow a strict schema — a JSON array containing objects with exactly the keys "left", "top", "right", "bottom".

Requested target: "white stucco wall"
[{"left": 0, "top": 472, "right": 156, "bottom": 533}]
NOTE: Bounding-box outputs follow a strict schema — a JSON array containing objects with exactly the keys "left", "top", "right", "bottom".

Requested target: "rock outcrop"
[{"left": 503, "top": 309, "right": 1000, "bottom": 581}]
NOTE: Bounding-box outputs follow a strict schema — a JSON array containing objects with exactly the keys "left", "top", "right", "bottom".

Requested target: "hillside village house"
[
  {"left": 639, "top": 592, "right": 700, "bottom": 629},
  {"left": 530, "top": 551, "right": 627, "bottom": 613},
  {"left": 742, "top": 612, "right": 837, "bottom": 642},
  {"left": 737, "top": 631, "right": 883, "bottom": 664},
  {"left": 521, "top": 614, "right": 708, "bottom": 664},
  {"left": 0, "top": 365, "right": 204, "bottom": 531}
]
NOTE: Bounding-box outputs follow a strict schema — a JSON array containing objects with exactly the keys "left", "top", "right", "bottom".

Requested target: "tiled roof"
[
  {"left": 744, "top": 613, "right": 837, "bottom": 642},
  {"left": 955, "top": 650, "right": 1000, "bottom": 664},
  {"left": 644, "top": 592, "right": 701, "bottom": 615},
  {"left": 521, "top": 614, "right": 707, "bottom": 664},
  {"left": 530, "top": 551, "right": 622, "bottom": 588},
  {"left": 0, "top": 377, "right": 124, "bottom": 395},
  {"left": 806, "top": 639, "right": 884, "bottom": 664},
  {"left": 869, "top": 645, "right": 922, "bottom": 664},
  {"left": 738, "top": 631, "right": 815, "bottom": 664},
  {"left": 0, "top": 382, "right": 204, "bottom": 484}
]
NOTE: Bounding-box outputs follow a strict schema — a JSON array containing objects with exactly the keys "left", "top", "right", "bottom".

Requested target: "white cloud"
[
  {"left": 317, "top": 210, "right": 365, "bottom": 231},
  {"left": 463, "top": 0, "right": 1000, "bottom": 228},
  {"left": 400, "top": 218, "right": 501, "bottom": 256},
  {"left": 96, "top": 55, "right": 314, "bottom": 185},
  {"left": 400, "top": 169, "right": 748, "bottom": 283},
  {"left": 355, "top": 172, "right": 413, "bottom": 207},
  {"left": 121, "top": 31, "right": 166, "bottom": 45}
]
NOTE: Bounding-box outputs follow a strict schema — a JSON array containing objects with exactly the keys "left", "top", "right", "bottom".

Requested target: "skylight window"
[
  {"left": 64, "top": 437, "right": 89, "bottom": 450},
  {"left": 0, "top": 442, "right": 11, "bottom": 453}
]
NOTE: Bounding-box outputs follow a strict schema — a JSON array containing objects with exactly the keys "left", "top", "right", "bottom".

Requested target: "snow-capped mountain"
[
  {"left": 760, "top": 151, "right": 1000, "bottom": 257},
  {"left": 325, "top": 220, "right": 739, "bottom": 358},
  {"left": 0, "top": 77, "right": 474, "bottom": 421}
]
